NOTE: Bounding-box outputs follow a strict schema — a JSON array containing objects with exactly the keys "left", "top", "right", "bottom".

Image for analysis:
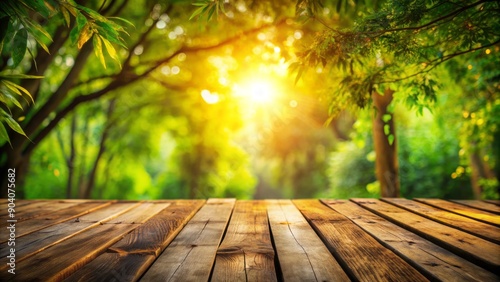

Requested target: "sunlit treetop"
[{"left": 290, "top": 0, "right": 500, "bottom": 111}]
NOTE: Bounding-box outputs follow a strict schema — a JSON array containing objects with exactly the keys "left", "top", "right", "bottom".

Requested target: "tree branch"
[
  {"left": 370, "top": 0, "right": 492, "bottom": 34},
  {"left": 375, "top": 38, "right": 500, "bottom": 84}
]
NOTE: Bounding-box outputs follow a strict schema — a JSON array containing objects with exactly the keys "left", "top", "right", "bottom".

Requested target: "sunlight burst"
[{"left": 233, "top": 78, "right": 278, "bottom": 104}]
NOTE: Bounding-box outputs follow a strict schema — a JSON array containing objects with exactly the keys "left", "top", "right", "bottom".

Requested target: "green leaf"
[
  {"left": 77, "top": 23, "right": 93, "bottom": 49},
  {"left": 0, "top": 73, "right": 43, "bottom": 79},
  {"left": 107, "top": 16, "right": 135, "bottom": 28},
  {"left": 1, "top": 80, "right": 34, "bottom": 103},
  {"left": 0, "top": 119, "right": 11, "bottom": 146},
  {"left": 207, "top": 5, "right": 216, "bottom": 22},
  {"left": 77, "top": 5, "right": 108, "bottom": 23},
  {"left": 1, "top": 110, "right": 26, "bottom": 137},
  {"left": 23, "top": 19, "right": 52, "bottom": 42},
  {"left": 61, "top": 6, "right": 71, "bottom": 27},
  {"left": 101, "top": 36, "right": 121, "bottom": 68},
  {"left": 92, "top": 35, "right": 106, "bottom": 68},
  {"left": 60, "top": 1, "right": 78, "bottom": 17},
  {"left": 189, "top": 5, "right": 207, "bottom": 21},
  {"left": 95, "top": 21, "right": 126, "bottom": 48},
  {"left": 12, "top": 28, "right": 27, "bottom": 67},
  {"left": 76, "top": 10, "right": 87, "bottom": 30},
  {"left": 25, "top": 0, "right": 51, "bottom": 18},
  {"left": 0, "top": 91, "right": 24, "bottom": 110}
]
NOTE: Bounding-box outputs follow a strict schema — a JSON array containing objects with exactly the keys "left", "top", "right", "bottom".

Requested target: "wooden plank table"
[{"left": 1, "top": 199, "right": 499, "bottom": 281}]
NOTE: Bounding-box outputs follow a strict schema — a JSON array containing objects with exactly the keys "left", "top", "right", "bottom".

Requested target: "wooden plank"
[
  {"left": 484, "top": 199, "right": 500, "bottom": 206},
  {"left": 212, "top": 200, "right": 277, "bottom": 282},
  {"left": 415, "top": 198, "right": 500, "bottom": 226},
  {"left": 267, "top": 200, "right": 349, "bottom": 282},
  {"left": 141, "top": 198, "right": 235, "bottom": 282},
  {"left": 382, "top": 198, "right": 500, "bottom": 244},
  {"left": 0, "top": 201, "right": 113, "bottom": 241},
  {"left": 0, "top": 201, "right": 80, "bottom": 222},
  {"left": 293, "top": 200, "right": 428, "bottom": 282},
  {"left": 65, "top": 200, "right": 205, "bottom": 282},
  {"left": 450, "top": 199, "right": 500, "bottom": 215},
  {"left": 0, "top": 202, "right": 140, "bottom": 268},
  {"left": 0, "top": 202, "right": 169, "bottom": 281},
  {"left": 322, "top": 199, "right": 499, "bottom": 282},
  {"left": 352, "top": 198, "right": 500, "bottom": 273},
  {"left": 0, "top": 199, "right": 43, "bottom": 208}
]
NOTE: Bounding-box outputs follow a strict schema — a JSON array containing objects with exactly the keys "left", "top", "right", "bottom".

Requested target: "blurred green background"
[{"left": 1, "top": 0, "right": 498, "bottom": 200}]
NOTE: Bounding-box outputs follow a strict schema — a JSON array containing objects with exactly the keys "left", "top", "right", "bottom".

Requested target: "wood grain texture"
[
  {"left": 141, "top": 198, "right": 235, "bottom": 282},
  {"left": 352, "top": 198, "right": 500, "bottom": 273},
  {"left": 0, "top": 200, "right": 50, "bottom": 218},
  {"left": 450, "top": 200, "right": 500, "bottom": 215},
  {"left": 212, "top": 200, "right": 277, "bottom": 282},
  {"left": 65, "top": 200, "right": 205, "bottom": 282},
  {"left": 0, "top": 202, "right": 140, "bottom": 270},
  {"left": 0, "top": 201, "right": 78, "bottom": 223},
  {"left": 484, "top": 199, "right": 500, "bottom": 206},
  {"left": 382, "top": 198, "right": 500, "bottom": 244},
  {"left": 293, "top": 200, "right": 428, "bottom": 282},
  {"left": 322, "top": 199, "right": 499, "bottom": 282},
  {"left": 0, "top": 203, "right": 169, "bottom": 282},
  {"left": 3, "top": 199, "right": 498, "bottom": 281},
  {"left": 414, "top": 198, "right": 500, "bottom": 226},
  {"left": 15, "top": 201, "right": 113, "bottom": 238},
  {"left": 267, "top": 199, "right": 349, "bottom": 282}
]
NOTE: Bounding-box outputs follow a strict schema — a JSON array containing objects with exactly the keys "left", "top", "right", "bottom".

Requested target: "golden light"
[
  {"left": 201, "top": 89, "right": 220, "bottom": 104},
  {"left": 233, "top": 77, "right": 279, "bottom": 104}
]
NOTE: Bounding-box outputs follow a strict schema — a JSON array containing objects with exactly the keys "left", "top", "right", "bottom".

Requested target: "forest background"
[{"left": 0, "top": 0, "right": 498, "bottom": 200}]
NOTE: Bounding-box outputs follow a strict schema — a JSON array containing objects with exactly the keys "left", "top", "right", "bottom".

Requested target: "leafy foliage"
[
  {"left": 0, "top": 0, "right": 130, "bottom": 144},
  {"left": 292, "top": 0, "right": 500, "bottom": 111},
  {"left": 3, "top": 0, "right": 498, "bottom": 200}
]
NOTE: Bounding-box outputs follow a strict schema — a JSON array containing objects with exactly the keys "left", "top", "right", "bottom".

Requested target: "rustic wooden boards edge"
[
  {"left": 322, "top": 199, "right": 499, "bottom": 282},
  {"left": 293, "top": 199, "right": 428, "bottom": 282},
  {"left": 212, "top": 200, "right": 277, "bottom": 282},
  {"left": 3, "top": 198, "right": 499, "bottom": 282},
  {"left": 267, "top": 199, "right": 349, "bottom": 282},
  {"left": 352, "top": 198, "right": 500, "bottom": 273},
  {"left": 0, "top": 202, "right": 141, "bottom": 271},
  {"left": 141, "top": 198, "right": 235, "bottom": 282},
  {"left": 382, "top": 198, "right": 500, "bottom": 244},
  {"left": 0, "top": 202, "right": 170, "bottom": 281},
  {"left": 450, "top": 199, "right": 500, "bottom": 215},
  {"left": 414, "top": 198, "right": 500, "bottom": 227},
  {"left": 65, "top": 200, "right": 206, "bottom": 282}
]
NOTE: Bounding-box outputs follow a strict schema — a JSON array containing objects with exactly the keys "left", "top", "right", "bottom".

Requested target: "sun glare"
[{"left": 233, "top": 78, "right": 278, "bottom": 104}]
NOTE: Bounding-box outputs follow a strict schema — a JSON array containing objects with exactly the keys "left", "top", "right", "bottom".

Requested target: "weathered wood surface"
[
  {"left": 450, "top": 200, "right": 500, "bottom": 215},
  {"left": 141, "top": 199, "right": 234, "bottom": 282},
  {"left": 352, "top": 198, "right": 500, "bottom": 273},
  {"left": 415, "top": 198, "right": 500, "bottom": 226},
  {"left": 267, "top": 200, "right": 349, "bottom": 282},
  {"left": 212, "top": 200, "right": 277, "bottom": 282},
  {"left": 294, "top": 199, "right": 428, "bottom": 281},
  {"left": 1, "top": 198, "right": 499, "bottom": 281},
  {"left": 382, "top": 198, "right": 500, "bottom": 244}
]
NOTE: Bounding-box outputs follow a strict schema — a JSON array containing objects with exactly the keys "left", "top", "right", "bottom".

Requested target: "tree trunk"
[
  {"left": 469, "top": 148, "right": 497, "bottom": 199},
  {"left": 83, "top": 99, "right": 116, "bottom": 199},
  {"left": 372, "top": 89, "right": 400, "bottom": 197},
  {"left": 67, "top": 115, "right": 77, "bottom": 199}
]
